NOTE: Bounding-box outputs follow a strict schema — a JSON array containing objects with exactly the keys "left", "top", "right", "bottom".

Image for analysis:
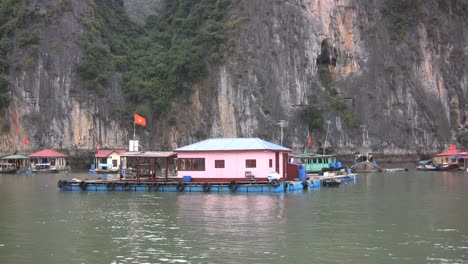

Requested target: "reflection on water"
[{"left": 0, "top": 170, "right": 468, "bottom": 264}]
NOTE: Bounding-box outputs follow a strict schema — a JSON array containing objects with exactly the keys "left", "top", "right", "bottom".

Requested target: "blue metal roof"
[{"left": 174, "top": 138, "right": 291, "bottom": 152}]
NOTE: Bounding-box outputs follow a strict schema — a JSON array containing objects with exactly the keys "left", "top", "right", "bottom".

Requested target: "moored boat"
[
  {"left": 436, "top": 163, "right": 461, "bottom": 171},
  {"left": 417, "top": 145, "right": 465, "bottom": 171},
  {"left": 0, "top": 163, "right": 17, "bottom": 173},
  {"left": 350, "top": 153, "right": 383, "bottom": 173},
  {"left": 293, "top": 152, "right": 343, "bottom": 174},
  {"left": 324, "top": 178, "right": 342, "bottom": 187},
  {"left": 416, "top": 160, "right": 438, "bottom": 171}
]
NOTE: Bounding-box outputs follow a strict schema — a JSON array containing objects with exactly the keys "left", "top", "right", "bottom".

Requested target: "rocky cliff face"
[
  {"left": 1, "top": 0, "right": 467, "bottom": 163},
  {"left": 0, "top": 0, "right": 129, "bottom": 163},
  {"left": 157, "top": 0, "right": 467, "bottom": 157},
  {"left": 167, "top": 0, "right": 468, "bottom": 157}
]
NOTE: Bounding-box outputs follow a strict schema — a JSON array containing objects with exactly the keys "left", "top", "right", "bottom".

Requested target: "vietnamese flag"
[
  {"left": 134, "top": 114, "right": 147, "bottom": 126},
  {"left": 24, "top": 139, "right": 29, "bottom": 145},
  {"left": 307, "top": 135, "right": 313, "bottom": 148}
]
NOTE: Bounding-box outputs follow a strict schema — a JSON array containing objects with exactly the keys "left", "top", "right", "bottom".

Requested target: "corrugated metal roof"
[
  {"left": 1, "top": 154, "right": 29, "bottom": 160},
  {"left": 120, "top": 151, "right": 177, "bottom": 158},
  {"left": 95, "top": 149, "right": 127, "bottom": 158},
  {"left": 174, "top": 138, "right": 291, "bottom": 152},
  {"left": 28, "top": 149, "right": 68, "bottom": 158}
]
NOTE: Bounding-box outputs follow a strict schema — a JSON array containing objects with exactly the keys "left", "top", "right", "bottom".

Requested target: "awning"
[{"left": 1, "top": 154, "right": 29, "bottom": 160}]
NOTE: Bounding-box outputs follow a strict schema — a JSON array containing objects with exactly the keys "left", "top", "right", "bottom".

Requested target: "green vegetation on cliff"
[
  {"left": 123, "top": 0, "right": 233, "bottom": 116},
  {"left": 78, "top": 0, "right": 234, "bottom": 118},
  {"left": 382, "top": 0, "right": 468, "bottom": 40},
  {"left": 0, "top": 0, "right": 44, "bottom": 114},
  {"left": 0, "top": 0, "right": 26, "bottom": 113}
]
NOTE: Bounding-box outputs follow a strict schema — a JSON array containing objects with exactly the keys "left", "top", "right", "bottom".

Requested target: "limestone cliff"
[{"left": 0, "top": 0, "right": 467, "bottom": 165}]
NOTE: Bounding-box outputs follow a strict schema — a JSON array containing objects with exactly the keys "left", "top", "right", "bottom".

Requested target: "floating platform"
[{"left": 57, "top": 174, "right": 357, "bottom": 193}]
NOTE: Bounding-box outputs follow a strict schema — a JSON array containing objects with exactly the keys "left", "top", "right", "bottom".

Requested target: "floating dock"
[{"left": 57, "top": 174, "right": 357, "bottom": 193}]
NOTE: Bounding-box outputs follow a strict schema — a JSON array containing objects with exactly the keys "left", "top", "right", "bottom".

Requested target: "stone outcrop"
[{"left": 1, "top": 0, "right": 467, "bottom": 165}]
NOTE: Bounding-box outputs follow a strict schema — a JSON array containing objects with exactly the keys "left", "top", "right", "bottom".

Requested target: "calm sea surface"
[{"left": 1, "top": 166, "right": 468, "bottom": 264}]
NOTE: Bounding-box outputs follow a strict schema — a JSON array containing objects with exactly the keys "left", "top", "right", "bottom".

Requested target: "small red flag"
[
  {"left": 96, "top": 144, "right": 99, "bottom": 151},
  {"left": 134, "top": 114, "right": 147, "bottom": 126},
  {"left": 449, "top": 144, "right": 455, "bottom": 150},
  {"left": 24, "top": 139, "right": 29, "bottom": 145},
  {"left": 307, "top": 135, "right": 313, "bottom": 148}
]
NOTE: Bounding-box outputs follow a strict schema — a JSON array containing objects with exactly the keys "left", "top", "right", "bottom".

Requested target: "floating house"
[
  {"left": 433, "top": 145, "right": 461, "bottom": 164},
  {"left": 173, "top": 138, "right": 292, "bottom": 183},
  {"left": 0, "top": 154, "right": 30, "bottom": 173},
  {"left": 57, "top": 138, "right": 357, "bottom": 193},
  {"left": 459, "top": 152, "right": 468, "bottom": 171},
  {"left": 28, "top": 149, "right": 69, "bottom": 173},
  {"left": 92, "top": 149, "right": 127, "bottom": 173},
  {"left": 431, "top": 145, "right": 463, "bottom": 170},
  {"left": 119, "top": 151, "right": 177, "bottom": 179}
]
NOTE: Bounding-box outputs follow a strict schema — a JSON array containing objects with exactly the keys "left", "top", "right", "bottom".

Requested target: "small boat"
[
  {"left": 324, "top": 178, "right": 342, "bottom": 187},
  {"left": 0, "top": 163, "right": 17, "bottom": 173},
  {"left": 350, "top": 153, "right": 383, "bottom": 173},
  {"left": 416, "top": 159, "right": 461, "bottom": 171},
  {"left": 33, "top": 163, "right": 59, "bottom": 173},
  {"left": 416, "top": 160, "right": 438, "bottom": 171},
  {"left": 383, "top": 168, "right": 409, "bottom": 172}
]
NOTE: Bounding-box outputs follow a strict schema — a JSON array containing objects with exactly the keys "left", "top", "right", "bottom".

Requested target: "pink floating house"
[{"left": 174, "top": 138, "right": 292, "bottom": 182}]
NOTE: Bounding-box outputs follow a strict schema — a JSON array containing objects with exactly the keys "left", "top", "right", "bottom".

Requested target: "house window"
[
  {"left": 178, "top": 158, "right": 205, "bottom": 171},
  {"left": 269, "top": 159, "right": 272, "bottom": 168},
  {"left": 215, "top": 160, "right": 225, "bottom": 168},
  {"left": 112, "top": 159, "right": 118, "bottom": 166},
  {"left": 246, "top": 159, "right": 256, "bottom": 168}
]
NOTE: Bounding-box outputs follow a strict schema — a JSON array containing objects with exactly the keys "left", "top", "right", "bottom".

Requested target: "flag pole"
[{"left": 133, "top": 120, "right": 136, "bottom": 140}]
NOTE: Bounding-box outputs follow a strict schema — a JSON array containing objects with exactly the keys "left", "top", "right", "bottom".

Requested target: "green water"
[{"left": 1, "top": 169, "right": 468, "bottom": 264}]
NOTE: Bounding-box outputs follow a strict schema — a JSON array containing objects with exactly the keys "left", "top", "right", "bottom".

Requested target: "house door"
[
  {"left": 282, "top": 153, "right": 288, "bottom": 178},
  {"left": 275, "top": 152, "right": 279, "bottom": 173}
]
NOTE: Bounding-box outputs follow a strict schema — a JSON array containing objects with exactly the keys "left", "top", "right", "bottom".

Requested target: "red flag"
[
  {"left": 24, "top": 139, "right": 29, "bottom": 145},
  {"left": 95, "top": 144, "right": 99, "bottom": 151},
  {"left": 449, "top": 144, "right": 455, "bottom": 150},
  {"left": 134, "top": 114, "right": 146, "bottom": 126},
  {"left": 307, "top": 135, "right": 313, "bottom": 148}
]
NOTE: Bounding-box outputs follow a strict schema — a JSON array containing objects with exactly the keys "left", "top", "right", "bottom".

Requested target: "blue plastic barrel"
[
  {"left": 336, "top": 161, "right": 342, "bottom": 168},
  {"left": 183, "top": 176, "right": 192, "bottom": 182},
  {"left": 329, "top": 162, "right": 336, "bottom": 168},
  {"left": 298, "top": 166, "right": 307, "bottom": 181}
]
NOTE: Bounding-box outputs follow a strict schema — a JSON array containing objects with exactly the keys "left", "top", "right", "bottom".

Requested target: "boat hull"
[
  {"left": 351, "top": 161, "right": 383, "bottom": 173},
  {"left": 435, "top": 163, "right": 460, "bottom": 171},
  {"left": 0, "top": 169, "right": 17, "bottom": 174},
  {"left": 417, "top": 163, "right": 460, "bottom": 171}
]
